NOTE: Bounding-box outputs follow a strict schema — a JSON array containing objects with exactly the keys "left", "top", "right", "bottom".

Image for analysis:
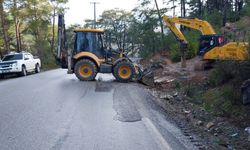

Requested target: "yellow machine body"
[
  {"left": 163, "top": 16, "right": 249, "bottom": 61},
  {"left": 204, "top": 42, "right": 249, "bottom": 60}
]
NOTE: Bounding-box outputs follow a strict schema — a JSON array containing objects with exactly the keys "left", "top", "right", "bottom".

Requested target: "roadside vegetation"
[{"left": 0, "top": 0, "right": 68, "bottom": 70}]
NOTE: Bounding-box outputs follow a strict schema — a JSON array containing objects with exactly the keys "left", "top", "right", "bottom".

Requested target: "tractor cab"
[{"left": 73, "top": 29, "right": 105, "bottom": 58}]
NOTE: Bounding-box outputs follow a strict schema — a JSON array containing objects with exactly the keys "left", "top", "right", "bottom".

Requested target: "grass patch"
[{"left": 202, "top": 84, "right": 244, "bottom": 117}]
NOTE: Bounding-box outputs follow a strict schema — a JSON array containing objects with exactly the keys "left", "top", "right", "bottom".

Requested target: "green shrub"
[
  {"left": 170, "top": 48, "right": 181, "bottom": 62},
  {"left": 32, "top": 40, "right": 58, "bottom": 70},
  {"left": 203, "top": 85, "right": 243, "bottom": 117}
]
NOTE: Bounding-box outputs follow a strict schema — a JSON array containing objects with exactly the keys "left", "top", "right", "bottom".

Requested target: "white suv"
[{"left": 0, "top": 52, "right": 41, "bottom": 76}]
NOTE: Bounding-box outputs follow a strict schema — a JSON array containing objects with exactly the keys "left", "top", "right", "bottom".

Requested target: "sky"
[
  {"left": 65, "top": 0, "right": 139, "bottom": 26},
  {"left": 63, "top": 0, "right": 178, "bottom": 26}
]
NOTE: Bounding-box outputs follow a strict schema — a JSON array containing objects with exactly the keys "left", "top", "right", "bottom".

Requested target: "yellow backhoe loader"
[{"left": 56, "top": 14, "right": 154, "bottom": 85}]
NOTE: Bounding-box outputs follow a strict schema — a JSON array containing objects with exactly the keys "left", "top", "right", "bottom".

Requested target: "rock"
[
  {"left": 183, "top": 109, "right": 191, "bottom": 114},
  {"left": 159, "top": 93, "right": 173, "bottom": 100},
  {"left": 245, "top": 127, "right": 250, "bottom": 134},
  {"left": 214, "top": 127, "right": 223, "bottom": 134},
  {"left": 227, "top": 145, "right": 234, "bottom": 150},
  {"left": 206, "top": 122, "right": 215, "bottom": 129},
  {"left": 173, "top": 92, "right": 178, "bottom": 97},
  {"left": 229, "top": 133, "right": 238, "bottom": 138},
  {"left": 174, "top": 96, "right": 182, "bottom": 101},
  {"left": 244, "top": 127, "right": 250, "bottom": 141},
  {"left": 196, "top": 120, "right": 203, "bottom": 126}
]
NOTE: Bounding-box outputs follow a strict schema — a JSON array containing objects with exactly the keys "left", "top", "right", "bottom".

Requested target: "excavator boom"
[
  {"left": 163, "top": 16, "right": 249, "bottom": 64},
  {"left": 163, "top": 16, "right": 216, "bottom": 44}
]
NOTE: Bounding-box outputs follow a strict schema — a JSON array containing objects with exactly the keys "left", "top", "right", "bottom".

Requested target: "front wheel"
[
  {"left": 74, "top": 59, "right": 97, "bottom": 81},
  {"left": 21, "top": 66, "right": 27, "bottom": 76},
  {"left": 113, "top": 61, "right": 135, "bottom": 83}
]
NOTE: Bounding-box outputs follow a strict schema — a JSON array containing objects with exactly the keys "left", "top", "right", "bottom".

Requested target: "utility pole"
[{"left": 90, "top": 2, "right": 99, "bottom": 29}]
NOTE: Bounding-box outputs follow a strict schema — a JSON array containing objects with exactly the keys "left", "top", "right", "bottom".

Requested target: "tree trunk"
[
  {"left": 180, "top": 0, "right": 186, "bottom": 31},
  {"left": 223, "top": 0, "right": 228, "bottom": 26},
  {"left": 13, "top": 0, "right": 21, "bottom": 52},
  {"left": 51, "top": 7, "right": 56, "bottom": 52},
  {"left": 154, "top": 0, "right": 164, "bottom": 42},
  {"left": 15, "top": 17, "right": 21, "bottom": 52},
  {"left": 0, "top": 0, "right": 10, "bottom": 53},
  {"left": 238, "top": 0, "right": 244, "bottom": 12},
  {"left": 173, "top": 0, "right": 175, "bottom": 16},
  {"left": 198, "top": 0, "right": 202, "bottom": 17},
  {"left": 122, "top": 24, "right": 126, "bottom": 50}
]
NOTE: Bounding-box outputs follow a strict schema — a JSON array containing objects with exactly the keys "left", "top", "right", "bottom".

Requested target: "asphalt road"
[{"left": 0, "top": 69, "right": 196, "bottom": 150}]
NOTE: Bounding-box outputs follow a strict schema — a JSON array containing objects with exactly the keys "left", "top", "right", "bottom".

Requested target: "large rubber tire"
[
  {"left": 21, "top": 65, "right": 27, "bottom": 76},
  {"left": 113, "top": 61, "right": 135, "bottom": 83},
  {"left": 74, "top": 59, "right": 97, "bottom": 81},
  {"left": 35, "top": 64, "right": 40, "bottom": 73}
]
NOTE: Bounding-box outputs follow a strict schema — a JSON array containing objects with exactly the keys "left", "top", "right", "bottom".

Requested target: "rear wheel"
[
  {"left": 113, "top": 61, "right": 135, "bottom": 82},
  {"left": 35, "top": 64, "right": 40, "bottom": 73},
  {"left": 74, "top": 59, "right": 97, "bottom": 81}
]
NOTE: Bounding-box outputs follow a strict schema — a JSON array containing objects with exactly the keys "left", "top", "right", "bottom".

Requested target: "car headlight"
[{"left": 12, "top": 63, "right": 17, "bottom": 67}]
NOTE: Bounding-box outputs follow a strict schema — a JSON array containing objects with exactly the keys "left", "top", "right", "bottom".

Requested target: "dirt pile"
[
  {"left": 140, "top": 53, "right": 250, "bottom": 149},
  {"left": 221, "top": 16, "right": 250, "bottom": 41},
  {"left": 140, "top": 56, "right": 209, "bottom": 88}
]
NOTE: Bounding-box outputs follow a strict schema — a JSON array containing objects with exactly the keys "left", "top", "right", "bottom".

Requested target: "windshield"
[
  {"left": 74, "top": 32, "right": 104, "bottom": 57},
  {"left": 2, "top": 54, "right": 23, "bottom": 61}
]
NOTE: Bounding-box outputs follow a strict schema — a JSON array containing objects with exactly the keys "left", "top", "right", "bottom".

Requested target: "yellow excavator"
[
  {"left": 163, "top": 16, "right": 249, "bottom": 69},
  {"left": 163, "top": 16, "right": 250, "bottom": 104}
]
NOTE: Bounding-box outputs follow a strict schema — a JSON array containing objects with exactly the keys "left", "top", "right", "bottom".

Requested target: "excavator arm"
[
  {"left": 162, "top": 16, "right": 218, "bottom": 67},
  {"left": 163, "top": 16, "right": 216, "bottom": 44}
]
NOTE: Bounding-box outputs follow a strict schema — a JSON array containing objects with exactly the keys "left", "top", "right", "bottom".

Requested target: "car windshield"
[{"left": 2, "top": 54, "right": 23, "bottom": 61}]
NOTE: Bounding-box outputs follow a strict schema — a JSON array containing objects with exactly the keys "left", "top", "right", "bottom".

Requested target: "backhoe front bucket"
[
  {"left": 139, "top": 69, "right": 155, "bottom": 86},
  {"left": 136, "top": 63, "right": 163, "bottom": 86}
]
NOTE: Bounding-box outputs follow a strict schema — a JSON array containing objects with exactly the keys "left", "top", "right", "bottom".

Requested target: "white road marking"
[{"left": 142, "top": 117, "right": 172, "bottom": 150}]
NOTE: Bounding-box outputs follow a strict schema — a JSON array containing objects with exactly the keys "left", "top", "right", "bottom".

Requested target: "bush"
[
  {"left": 203, "top": 84, "right": 243, "bottom": 117},
  {"left": 32, "top": 40, "right": 58, "bottom": 70},
  {"left": 209, "top": 60, "right": 250, "bottom": 87},
  {"left": 208, "top": 62, "right": 234, "bottom": 86},
  {"left": 170, "top": 48, "right": 181, "bottom": 62},
  {"left": 184, "top": 83, "right": 205, "bottom": 104}
]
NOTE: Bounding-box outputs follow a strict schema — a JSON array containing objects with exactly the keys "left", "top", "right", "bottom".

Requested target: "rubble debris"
[
  {"left": 173, "top": 92, "right": 178, "bottom": 97},
  {"left": 183, "top": 109, "right": 191, "bottom": 114},
  {"left": 229, "top": 133, "right": 239, "bottom": 138},
  {"left": 206, "top": 122, "right": 215, "bottom": 129},
  {"left": 245, "top": 127, "right": 250, "bottom": 141},
  {"left": 159, "top": 93, "right": 173, "bottom": 100},
  {"left": 196, "top": 120, "right": 204, "bottom": 126}
]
